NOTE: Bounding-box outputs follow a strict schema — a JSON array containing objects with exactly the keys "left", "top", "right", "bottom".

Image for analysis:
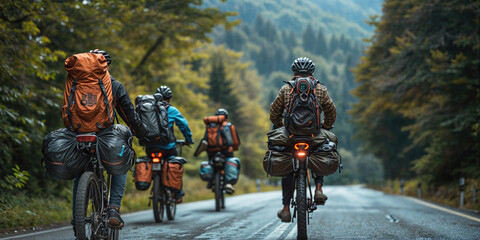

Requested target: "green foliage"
[
  {"left": 351, "top": 0, "right": 480, "bottom": 183},
  {"left": 0, "top": 165, "right": 30, "bottom": 191},
  {"left": 0, "top": 0, "right": 235, "bottom": 197}
]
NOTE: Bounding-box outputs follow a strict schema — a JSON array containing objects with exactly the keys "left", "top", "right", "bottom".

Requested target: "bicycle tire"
[
  {"left": 220, "top": 174, "right": 225, "bottom": 209},
  {"left": 75, "top": 172, "right": 101, "bottom": 240},
  {"left": 108, "top": 228, "right": 119, "bottom": 240},
  {"left": 297, "top": 170, "right": 308, "bottom": 240},
  {"left": 221, "top": 188, "right": 225, "bottom": 209},
  {"left": 166, "top": 189, "right": 176, "bottom": 220},
  {"left": 215, "top": 171, "right": 221, "bottom": 211},
  {"left": 153, "top": 174, "right": 164, "bottom": 223}
]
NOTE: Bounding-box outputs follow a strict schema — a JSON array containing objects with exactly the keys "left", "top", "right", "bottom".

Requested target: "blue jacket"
[{"left": 146, "top": 105, "right": 193, "bottom": 150}]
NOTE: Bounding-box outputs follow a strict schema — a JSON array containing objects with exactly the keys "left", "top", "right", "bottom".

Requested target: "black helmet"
[
  {"left": 291, "top": 57, "right": 315, "bottom": 75},
  {"left": 215, "top": 108, "right": 228, "bottom": 119},
  {"left": 90, "top": 49, "right": 111, "bottom": 65},
  {"left": 156, "top": 86, "right": 172, "bottom": 99}
]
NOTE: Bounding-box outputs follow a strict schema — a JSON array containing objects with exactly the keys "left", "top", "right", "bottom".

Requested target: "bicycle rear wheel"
[
  {"left": 214, "top": 172, "right": 221, "bottom": 211},
  {"left": 221, "top": 188, "right": 225, "bottom": 209},
  {"left": 153, "top": 174, "right": 164, "bottom": 223},
  {"left": 75, "top": 172, "right": 101, "bottom": 240},
  {"left": 108, "top": 228, "right": 119, "bottom": 240},
  {"left": 296, "top": 170, "right": 308, "bottom": 239},
  {"left": 166, "top": 190, "right": 176, "bottom": 220}
]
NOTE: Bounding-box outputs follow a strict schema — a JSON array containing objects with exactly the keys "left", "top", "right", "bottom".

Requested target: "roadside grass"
[
  {"left": 0, "top": 173, "right": 281, "bottom": 232},
  {"left": 371, "top": 178, "right": 480, "bottom": 211},
  {"left": 0, "top": 189, "right": 72, "bottom": 230}
]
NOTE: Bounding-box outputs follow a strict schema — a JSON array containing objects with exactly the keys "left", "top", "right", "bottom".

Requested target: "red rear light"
[
  {"left": 76, "top": 135, "right": 97, "bottom": 142},
  {"left": 152, "top": 158, "right": 160, "bottom": 163},
  {"left": 297, "top": 151, "right": 306, "bottom": 158},
  {"left": 151, "top": 152, "right": 162, "bottom": 158}
]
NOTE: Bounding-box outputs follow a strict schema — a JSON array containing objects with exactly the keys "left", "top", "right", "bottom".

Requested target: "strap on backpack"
[
  {"left": 66, "top": 78, "right": 78, "bottom": 131},
  {"left": 98, "top": 78, "right": 113, "bottom": 128},
  {"left": 216, "top": 124, "right": 222, "bottom": 149},
  {"left": 154, "top": 103, "right": 163, "bottom": 137}
]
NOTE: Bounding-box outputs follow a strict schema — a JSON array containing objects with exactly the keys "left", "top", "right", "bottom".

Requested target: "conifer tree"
[
  {"left": 314, "top": 28, "right": 328, "bottom": 56},
  {"left": 302, "top": 23, "right": 316, "bottom": 52}
]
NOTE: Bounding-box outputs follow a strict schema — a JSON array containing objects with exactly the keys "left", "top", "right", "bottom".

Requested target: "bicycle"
[
  {"left": 149, "top": 140, "right": 188, "bottom": 223},
  {"left": 290, "top": 137, "right": 318, "bottom": 240},
  {"left": 74, "top": 133, "right": 120, "bottom": 240},
  {"left": 210, "top": 152, "right": 226, "bottom": 211}
]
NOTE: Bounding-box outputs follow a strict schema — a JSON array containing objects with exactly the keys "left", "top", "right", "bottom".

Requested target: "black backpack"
[
  {"left": 283, "top": 77, "right": 322, "bottom": 136},
  {"left": 135, "top": 94, "right": 175, "bottom": 145}
]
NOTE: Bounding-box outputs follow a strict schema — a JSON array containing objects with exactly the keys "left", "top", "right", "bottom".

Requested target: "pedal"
[{"left": 308, "top": 204, "right": 317, "bottom": 213}]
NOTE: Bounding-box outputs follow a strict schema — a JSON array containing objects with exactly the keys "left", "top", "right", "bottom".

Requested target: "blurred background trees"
[
  {"left": 2, "top": 0, "right": 477, "bottom": 206},
  {"left": 351, "top": 0, "right": 480, "bottom": 184}
]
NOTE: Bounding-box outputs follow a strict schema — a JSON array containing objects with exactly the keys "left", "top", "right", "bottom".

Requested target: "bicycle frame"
[{"left": 75, "top": 134, "right": 118, "bottom": 239}]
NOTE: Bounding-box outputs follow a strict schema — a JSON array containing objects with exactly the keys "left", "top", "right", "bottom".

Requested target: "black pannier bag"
[
  {"left": 97, "top": 124, "right": 135, "bottom": 175},
  {"left": 263, "top": 127, "right": 294, "bottom": 176},
  {"left": 42, "top": 128, "right": 89, "bottom": 180}
]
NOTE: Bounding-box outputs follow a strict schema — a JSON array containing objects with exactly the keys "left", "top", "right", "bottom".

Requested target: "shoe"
[
  {"left": 277, "top": 209, "right": 291, "bottom": 223},
  {"left": 314, "top": 190, "right": 328, "bottom": 205},
  {"left": 206, "top": 181, "right": 213, "bottom": 189},
  {"left": 225, "top": 183, "right": 235, "bottom": 194},
  {"left": 108, "top": 207, "right": 124, "bottom": 228},
  {"left": 175, "top": 198, "right": 183, "bottom": 204}
]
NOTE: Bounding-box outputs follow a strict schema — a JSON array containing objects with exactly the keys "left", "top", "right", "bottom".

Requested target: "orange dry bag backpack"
[
  {"left": 203, "top": 115, "right": 240, "bottom": 152},
  {"left": 62, "top": 53, "right": 114, "bottom": 133}
]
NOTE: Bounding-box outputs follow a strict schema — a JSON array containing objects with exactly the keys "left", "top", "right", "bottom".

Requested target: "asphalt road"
[{"left": 3, "top": 185, "right": 480, "bottom": 239}]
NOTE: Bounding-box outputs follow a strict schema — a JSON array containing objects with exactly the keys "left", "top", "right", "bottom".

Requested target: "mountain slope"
[{"left": 203, "top": 0, "right": 382, "bottom": 39}]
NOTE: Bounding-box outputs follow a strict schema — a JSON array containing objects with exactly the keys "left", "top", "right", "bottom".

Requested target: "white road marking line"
[
  {"left": 408, "top": 197, "right": 480, "bottom": 223},
  {"left": 285, "top": 224, "right": 298, "bottom": 239},
  {"left": 0, "top": 226, "right": 71, "bottom": 240},
  {"left": 264, "top": 222, "right": 292, "bottom": 239},
  {"left": 247, "top": 219, "right": 278, "bottom": 239},
  {"left": 204, "top": 217, "right": 231, "bottom": 231}
]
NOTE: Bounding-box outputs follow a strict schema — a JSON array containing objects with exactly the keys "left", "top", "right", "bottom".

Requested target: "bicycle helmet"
[
  {"left": 90, "top": 49, "right": 111, "bottom": 65},
  {"left": 215, "top": 108, "right": 228, "bottom": 119},
  {"left": 156, "top": 86, "right": 172, "bottom": 99},
  {"left": 291, "top": 57, "right": 315, "bottom": 75}
]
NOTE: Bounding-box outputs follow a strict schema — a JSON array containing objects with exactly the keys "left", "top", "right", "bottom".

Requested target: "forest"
[
  {"left": 0, "top": 0, "right": 385, "bottom": 199},
  {"left": 1, "top": 0, "right": 479, "bottom": 230},
  {"left": 351, "top": 0, "right": 480, "bottom": 185}
]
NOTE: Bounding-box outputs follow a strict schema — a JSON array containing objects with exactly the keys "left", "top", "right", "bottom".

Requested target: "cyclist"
[
  {"left": 145, "top": 85, "right": 194, "bottom": 203},
  {"left": 71, "top": 49, "right": 148, "bottom": 231},
  {"left": 269, "top": 57, "right": 336, "bottom": 222},
  {"left": 206, "top": 108, "right": 240, "bottom": 194}
]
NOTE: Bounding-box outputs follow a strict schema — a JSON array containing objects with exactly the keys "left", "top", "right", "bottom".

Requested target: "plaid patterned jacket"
[{"left": 269, "top": 77, "right": 336, "bottom": 129}]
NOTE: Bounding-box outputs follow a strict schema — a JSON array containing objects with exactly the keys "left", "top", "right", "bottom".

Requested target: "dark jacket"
[{"left": 111, "top": 76, "right": 148, "bottom": 138}]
